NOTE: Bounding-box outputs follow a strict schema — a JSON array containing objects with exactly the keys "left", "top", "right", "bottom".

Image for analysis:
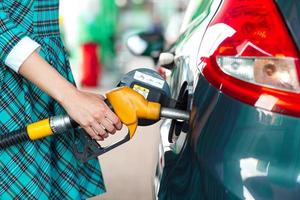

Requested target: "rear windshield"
[{"left": 276, "top": 0, "right": 300, "bottom": 50}]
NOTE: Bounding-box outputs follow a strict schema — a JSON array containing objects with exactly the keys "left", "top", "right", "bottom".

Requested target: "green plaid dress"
[{"left": 0, "top": 0, "right": 105, "bottom": 199}]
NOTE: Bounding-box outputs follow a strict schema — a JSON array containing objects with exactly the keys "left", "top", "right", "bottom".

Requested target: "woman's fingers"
[
  {"left": 92, "top": 105, "right": 118, "bottom": 134},
  {"left": 85, "top": 126, "right": 104, "bottom": 141},
  {"left": 101, "top": 118, "right": 116, "bottom": 134},
  {"left": 88, "top": 117, "right": 117, "bottom": 140},
  {"left": 91, "top": 120, "right": 107, "bottom": 138},
  {"left": 104, "top": 107, "right": 122, "bottom": 130}
]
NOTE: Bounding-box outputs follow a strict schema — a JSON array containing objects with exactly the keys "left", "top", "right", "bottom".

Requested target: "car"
[{"left": 128, "top": 0, "right": 300, "bottom": 199}]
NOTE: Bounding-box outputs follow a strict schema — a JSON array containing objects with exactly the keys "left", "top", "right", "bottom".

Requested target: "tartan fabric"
[{"left": 0, "top": 0, "right": 106, "bottom": 199}]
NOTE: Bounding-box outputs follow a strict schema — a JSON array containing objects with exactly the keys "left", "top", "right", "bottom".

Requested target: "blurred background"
[
  {"left": 60, "top": 0, "right": 188, "bottom": 88},
  {"left": 59, "top": 0, "right": 189, "bottom": 199}
]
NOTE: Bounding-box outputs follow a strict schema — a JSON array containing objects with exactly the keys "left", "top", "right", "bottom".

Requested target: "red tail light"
[{"left": 200, "top": 0, "right": 300, "bottom": 117}]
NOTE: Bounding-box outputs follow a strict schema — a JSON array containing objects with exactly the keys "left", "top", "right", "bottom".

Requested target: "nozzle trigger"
[{"left": 72, "top": 128, "right": 130, "bottom": 163}]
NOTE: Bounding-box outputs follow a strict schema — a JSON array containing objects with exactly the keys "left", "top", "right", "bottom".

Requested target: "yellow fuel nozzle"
[{"left": 106, "top": 86, "right": 161, "bottom": 138}]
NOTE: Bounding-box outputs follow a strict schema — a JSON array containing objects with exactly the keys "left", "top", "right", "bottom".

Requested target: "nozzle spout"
[{"left": 160, "top": 107, "right": 190, "bottom": 121}]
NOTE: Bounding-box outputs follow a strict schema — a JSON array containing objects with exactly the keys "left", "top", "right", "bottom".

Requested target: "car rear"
[{"left": 158, "top": 0, "right": 300, "bottom": 199}]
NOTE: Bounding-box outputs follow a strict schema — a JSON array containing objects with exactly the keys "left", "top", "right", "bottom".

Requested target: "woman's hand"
[
  {"left": 19, "top": 51, "right": 122, "bottom": 140},
  {"left": 60, "top": 89, "right": 122, "bottom": 141}
]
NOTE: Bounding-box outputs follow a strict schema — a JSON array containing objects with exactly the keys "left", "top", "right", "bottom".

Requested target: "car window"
[{"left": 276, "top": 0, "right": 300, "bottom": 50}]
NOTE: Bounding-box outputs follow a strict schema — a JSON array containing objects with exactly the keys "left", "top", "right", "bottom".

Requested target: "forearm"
[{"left": 18, "top": 51, "right": 76, "bottom": 105}]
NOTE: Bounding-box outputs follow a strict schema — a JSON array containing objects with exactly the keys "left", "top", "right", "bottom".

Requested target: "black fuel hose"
[{"left": 0, "top": 128, "right": 29, "bottom": 149}]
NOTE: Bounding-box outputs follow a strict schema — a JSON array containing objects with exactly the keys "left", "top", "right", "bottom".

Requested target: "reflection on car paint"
[{"left": 256, "top": 109, "right": 283, "bottom": 126}]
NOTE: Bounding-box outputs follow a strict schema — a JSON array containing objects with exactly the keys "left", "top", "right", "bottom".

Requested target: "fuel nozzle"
[{"left": 106, "top": 86, "right": 190, "bottom": 138}]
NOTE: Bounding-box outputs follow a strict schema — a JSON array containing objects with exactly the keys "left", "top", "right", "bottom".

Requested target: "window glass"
[
  {"left": 180, "top": 0, "right": 214, "bottom": 32},
  {"left": 276, "top": 0, "right": 300, "bottom": 50}
]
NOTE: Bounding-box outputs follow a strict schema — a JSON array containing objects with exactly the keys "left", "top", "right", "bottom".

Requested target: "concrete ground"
[{"left": 92, "top": 123, "right": 160, "bottom": 200}]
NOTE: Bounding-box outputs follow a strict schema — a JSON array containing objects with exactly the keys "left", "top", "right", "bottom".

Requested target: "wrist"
[{"left": 54, "top": 82, "right": 78, "bottom": 106}]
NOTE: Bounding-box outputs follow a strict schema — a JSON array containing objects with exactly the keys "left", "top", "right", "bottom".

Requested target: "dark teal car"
[{"left": 152, "top": 0, "right": 300, "bottom": 199}]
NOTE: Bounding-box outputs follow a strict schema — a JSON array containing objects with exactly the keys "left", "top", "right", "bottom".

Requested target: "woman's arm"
[{"left": 19, "top": 51, "right": 122, "bottom": 140}]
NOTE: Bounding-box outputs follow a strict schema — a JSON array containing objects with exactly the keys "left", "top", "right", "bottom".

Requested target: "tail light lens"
[
  {"left": 217, "top": 56, "right": 300, "bottom": 93},
  {"left": 201, "top": 0, "right": 300, "bottom": 117}
]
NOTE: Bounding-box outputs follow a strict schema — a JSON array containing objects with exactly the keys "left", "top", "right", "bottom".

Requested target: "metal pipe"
[{"left": 160, "top": 107, "right": 190, "bottom": 121}]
